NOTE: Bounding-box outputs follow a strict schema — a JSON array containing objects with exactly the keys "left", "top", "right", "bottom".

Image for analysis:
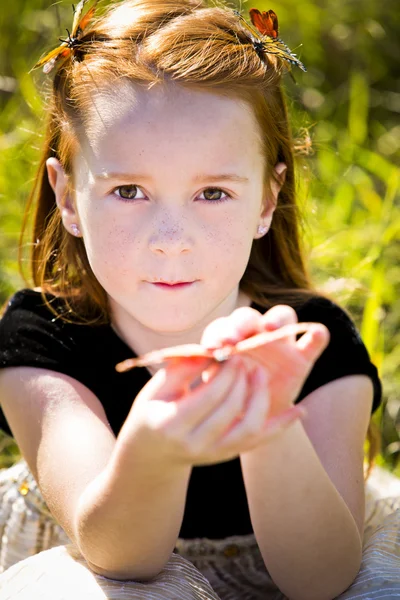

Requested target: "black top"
[{"left": 0, "top": 288, "right": 382, "bottom": 539}]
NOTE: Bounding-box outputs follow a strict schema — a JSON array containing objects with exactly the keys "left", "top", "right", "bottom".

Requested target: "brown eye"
[
  {"left": 202, "top": 188, "right": 225, "bottom": 201},
  {"left": 115, "top": 185, "right": 141, "bottom": 200}
]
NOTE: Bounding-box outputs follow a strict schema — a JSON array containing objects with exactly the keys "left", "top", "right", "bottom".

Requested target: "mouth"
[{"left": 148, "top": 280, "right": 197, "bottom": 289}]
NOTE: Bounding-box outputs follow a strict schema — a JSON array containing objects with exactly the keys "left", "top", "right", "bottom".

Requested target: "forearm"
[
  {"left": 75, "top": 429, "right": 191, "bottom": 581},
  {"left": 240, "top": 420, "right": 362, "bottom": 600}
]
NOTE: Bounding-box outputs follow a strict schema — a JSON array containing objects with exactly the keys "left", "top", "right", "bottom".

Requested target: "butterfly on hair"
[
  {"left": 234, "top": 8, "right": 306, "bottom": 73},
  {"left": 31, "top": 0, "right": 99, "bottom": 74}
]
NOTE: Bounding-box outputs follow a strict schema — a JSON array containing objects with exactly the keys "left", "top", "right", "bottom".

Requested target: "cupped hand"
[
  {"left": 121, "top": 304, "right": 329, "bottom": 469},
  {"left": 123, "top": 347, "right": 304, "bottom": 468},
  {"left": 201, "top": 304, "right": 330, "bottom": 419}
]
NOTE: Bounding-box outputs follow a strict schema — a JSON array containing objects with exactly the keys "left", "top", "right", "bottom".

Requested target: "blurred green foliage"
[{"left": 0, "top": 0, "right": 399, "bottom": 470}]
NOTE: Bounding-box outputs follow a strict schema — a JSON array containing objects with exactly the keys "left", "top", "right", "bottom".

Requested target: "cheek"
[
  {"left": 81, "top": 215, "right": 137, "bottom": 281},
  {"left": 203, "top": 200, "right": 256, "bottom": 240},
  {"left": 217, "top": 209, "right": 255, "bottom": 244},
  {"left": 202, "top": 214, "right": 255, "bottom": 270}
]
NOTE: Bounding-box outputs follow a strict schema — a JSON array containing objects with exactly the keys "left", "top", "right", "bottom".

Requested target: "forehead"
[{"left": 74, "top": 82, "right": 264, "bottom": 181}]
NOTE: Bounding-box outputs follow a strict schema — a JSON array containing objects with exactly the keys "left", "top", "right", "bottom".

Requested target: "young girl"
[{"left": 0, "top": 0, "right": 398, "bottom": 598}]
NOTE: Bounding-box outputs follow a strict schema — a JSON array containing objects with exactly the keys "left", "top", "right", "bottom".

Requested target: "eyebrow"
[{"left": 94, "top": 172, "right": 249, "bottom": 184}]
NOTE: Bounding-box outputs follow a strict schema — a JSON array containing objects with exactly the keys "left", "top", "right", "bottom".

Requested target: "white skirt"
[{"left": 0, "top": 459, "right": 399, "bottom": 599}]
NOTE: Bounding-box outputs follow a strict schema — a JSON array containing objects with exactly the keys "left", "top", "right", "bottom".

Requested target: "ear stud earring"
[
  {"left": 70, "top": 224, "right": 81, "bottom": 236},
  {"left": 257, "top": 224, "right": 268, "bottom": 236}
]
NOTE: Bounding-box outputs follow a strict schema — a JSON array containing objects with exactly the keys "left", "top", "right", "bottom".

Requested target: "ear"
[
  {"left": 46, "top": 157, "right": 81, "bottom": 236},
  {"left": 270, "top": 162, "right": 287, "bottom": 200},
  {"left": 256, "top": 162, "right": 287, "bottom": 238}
]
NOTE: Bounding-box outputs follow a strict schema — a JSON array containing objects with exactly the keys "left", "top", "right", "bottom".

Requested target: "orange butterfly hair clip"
[
  {"left": 31, "top": 0, "right": 99, "bottom": 74},
  {"left": 235, "top": 8, "right": 306, "bottom": 72}
]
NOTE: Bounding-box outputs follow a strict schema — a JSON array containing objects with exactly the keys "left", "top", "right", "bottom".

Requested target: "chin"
[{"left": 141, "top": 314, "right": 199, "bottom": 333}]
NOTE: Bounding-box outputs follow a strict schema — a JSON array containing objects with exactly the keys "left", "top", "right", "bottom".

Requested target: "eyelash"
[{"left": 110, "top": 185, "right": 232, "bottom": 204}]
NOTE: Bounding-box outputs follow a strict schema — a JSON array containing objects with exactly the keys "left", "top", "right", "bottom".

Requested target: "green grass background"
[{"left": 0, "top": 0, "right": 399, "bottom": 472}]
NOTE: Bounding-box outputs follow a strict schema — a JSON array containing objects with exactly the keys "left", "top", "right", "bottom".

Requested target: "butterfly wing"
[
  {"left": 249, "top": 8, "right": 279, "bottom": 38},
  {"left": 234, "top": 323, "right": 314, "bottom": 353},
  {"left": 32, "top": 0, "right": 98, "bottom": 74},
  {"left": 32, "top": 43, "right": 70, "bottom": 73},
  {"left": 115, "top": 344, "right": 216, "bottom": 372},
  {"left": 114, "top": 323, "right": 314, "bottom": 372},
  {"left": 258, "top": 37, "right": 306, "bottom": 72},
  {"left": 73, "top": 0, "right": 99, "bottom": 37},
  {"left": 236, "top": 8, "right": 306, "bottom": 72},
  {"left": 235, "top": 10, "right": 264, "bottom": 43},
  {"left": 71, "top": 0, "right": 89, "bottom": 36}
]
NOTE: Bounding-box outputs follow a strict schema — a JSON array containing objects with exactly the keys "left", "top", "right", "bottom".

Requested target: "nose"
[{"left": 148, "top": 216, "right": 192, "bottom": 256}]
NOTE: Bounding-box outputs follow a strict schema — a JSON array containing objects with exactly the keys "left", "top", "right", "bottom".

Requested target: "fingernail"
[{"left": 264, "top": 319, "right": 283, "bottom": 330}]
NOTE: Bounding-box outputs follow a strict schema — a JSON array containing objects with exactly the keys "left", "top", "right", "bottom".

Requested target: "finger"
[
  {"left": 213, "top": 365, "right": 270, "bottom": 449},
  {"left": 296, "top": 323, "right": 330, "bottom": 363},
  {"left": 144, "top": 356, "right": 220, "bottom": 402},
  {"left": 201, "top": 307, "right": 263, "bottom": 350},
  {"left": 217, "top": 396, "right": 304, "bottom": 452},
  {"left": 188, "top": 361, "right": 248, "bottom": 447},
  {"left": 168, "top": 356, "right": 244, "bottom": 434},
  {"left": 260, "top": 304, "right": 298, "bottom": 337}
]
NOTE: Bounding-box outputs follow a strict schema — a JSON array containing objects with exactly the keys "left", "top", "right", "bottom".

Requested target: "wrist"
[
  {"left": 112, "top": 425, "right": 192, "bottom": 479},
  {"left": 240, "top": 415, "right": 303, "bottom": 460}
]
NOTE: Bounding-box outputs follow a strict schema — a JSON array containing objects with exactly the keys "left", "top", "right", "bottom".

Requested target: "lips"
[
  {"left": 148, "top": 280, "right": 196, "bottom": 289},
  {"left": 149, "top": 279, "right": 196, "bottom": 285},
  {"left": 153, "top": 281, "right": 192, "bottom": 285}
]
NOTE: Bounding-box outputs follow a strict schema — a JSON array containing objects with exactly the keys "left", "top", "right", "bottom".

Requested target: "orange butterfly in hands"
[
  {"left": 235, "top": 7, "right": 306, "bottom": 72},
  {"left": 32, "top": 0, "right": 98, "bottom": 74},
  {"left": 115, "top": 320, "right": 328, "bottom": 430},
  {"left": 115, "top": 323, "right": 315, "bottom": 372}
]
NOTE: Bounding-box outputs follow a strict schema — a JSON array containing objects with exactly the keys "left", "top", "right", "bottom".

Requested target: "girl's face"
[{"left": 49, "top": 83, "right": 284, "bottom": 339}]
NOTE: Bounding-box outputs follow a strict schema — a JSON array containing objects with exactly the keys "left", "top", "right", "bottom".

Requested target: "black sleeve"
[
  {"left": 294, "top": 297, "right": 382, "bottom": 414},
  {"left": 0, "top": 290, "right": 84, "bottom": 437}
]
